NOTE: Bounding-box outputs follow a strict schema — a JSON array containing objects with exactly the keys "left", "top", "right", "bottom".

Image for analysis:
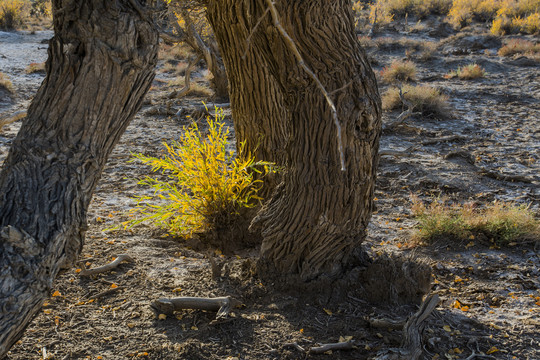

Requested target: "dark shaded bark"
[
  {"left": 0, "top": 0, "right": 158, "bottom": 357},
  {"left": 207, "top": 0, "right": 381, "bottom": 282},
  {"left": 206, "top": 2, "right": 289, "bottom": 196}
]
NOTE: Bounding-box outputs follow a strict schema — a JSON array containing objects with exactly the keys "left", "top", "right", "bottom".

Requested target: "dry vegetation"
[
  {"left": 380, "top": 59, "right": 417, "bottom": 83},
  {"left": 445, "top": 63, "right": 486, "bottom": 79},
  {"left": 382, "top": 84, "right": 450, "bottom": 118},
  {"left": 0, "top": 72, "right": 14, "bottom": 93},
  {"left": 411, "top": 196, "right": 540, "bottom": 246}
]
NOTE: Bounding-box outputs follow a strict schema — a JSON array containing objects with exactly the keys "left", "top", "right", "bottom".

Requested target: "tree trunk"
[
  {"left": 206, "top": 1, "right": 289, "bottom": 196},
  {"left": 0, "top": 0, "right": 158, "bottom": 357},
  {"left": 206, "top": 0, "right": 381, "bottom": 282}
]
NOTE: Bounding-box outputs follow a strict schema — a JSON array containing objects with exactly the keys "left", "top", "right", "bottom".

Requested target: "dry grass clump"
[
  {"left": 25, "top": 62, "right": 45, "bottom": 74},
  {"left": 369, "top": 0, "right": 452, "bottom": 24},
  {"left": 446, "top": 63, "right": 486, "bottom": 79},
  {"left": 411, "top": 196, "right": 540, "bottom": 246},
  {"left": 382, "top": 84, "right": 450, "bottom": 118},
  {"left": 0, "top": 72, "right": 14, "bottom": 94},
  {"left": 0, "top": 0, "right": 26, "bottom": 30},
  {"left": 448, "top": 0, "right": 540, "bottom": 34},
  {"left": 498, "top": 38, "right": 540, "bottom": 56},
  {"left": 380, "top": 60, "right": 417, "bottom": 83}
]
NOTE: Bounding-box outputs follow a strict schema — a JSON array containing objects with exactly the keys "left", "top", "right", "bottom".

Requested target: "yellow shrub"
[
  {"left": 129, "top": 108, "right": 272, "bottom": 239},
  {"left": 0, "top": 0, "right": 26, "bottom": 30},
  {"left": 369, "top": 0, "right": 451, "bottom": 23},
  {"left": 0, "top": 72, "right": 14, "bottom": 93}
]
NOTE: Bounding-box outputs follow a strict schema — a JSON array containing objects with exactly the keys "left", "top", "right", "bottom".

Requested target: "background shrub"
[
  {"left": 382, "top": 84, "right": 450, "bottom": 118},
  {"left": 0, "top": 0, "right": 26, "bottom": 30}
]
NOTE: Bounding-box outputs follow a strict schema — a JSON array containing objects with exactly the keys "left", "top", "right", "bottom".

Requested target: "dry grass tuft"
[
  {"left": 411, "top": 195, "right": 540, "bottom": 246},
  {"left": 0, "top": 72, "right": 14, "bottom": 94},
  {"left": 498, "top": 38, "right": 540, "bottom": 57},
  {"left": 382, "top": 84, "right": 450, "bottom": 118},
  {"left": 380, "top": 60, "right": 417, "bottom": 83},
  {"left": 25, "top": 62, "right": 45, "bottom": 74},
  {"left": 446, "top": 63, "right": 486, "bottom": 79}
]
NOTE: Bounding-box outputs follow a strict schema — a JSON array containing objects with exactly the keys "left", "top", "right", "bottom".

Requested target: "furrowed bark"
[
  {"left": 251, "top": 0, "right": 381, "bottom": 281},
  {"left": 206, "top": 1, "right": 288, "bottom": 196},
  {"left": 206, "top": 0, "right": 381, "bottom": 282},
  {"left": 0, "top": 0, "right": 158, "bottom": 357}
]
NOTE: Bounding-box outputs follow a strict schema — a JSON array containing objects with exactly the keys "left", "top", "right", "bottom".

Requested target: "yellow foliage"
[
  {"left": 0, "top": 0, "right": 26, "bottom": 29},
  {"left": 447, "top": 0, "right": 539, "bottom": 33},
  {"left": 130, "top": 108, "right": 273, "bottom": 238}
]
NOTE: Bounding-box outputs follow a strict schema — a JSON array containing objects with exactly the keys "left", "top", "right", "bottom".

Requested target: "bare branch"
[
  {"left": 79, "top": 254, "right": 134, "bottom": 277},
  {"left": 309, "top": 340, "right": 354, "bottom": 354}
]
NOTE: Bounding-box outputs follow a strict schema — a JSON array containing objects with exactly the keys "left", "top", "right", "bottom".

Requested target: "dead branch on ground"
[
  {"left": 79, "top": 254, "right": 134, "bottom": 277},
  {"left": 309, "top": 340, "right": 355, "bottom": 354},
  {"left": 151, "top": 296, "right": 241, "bottom": 323}
]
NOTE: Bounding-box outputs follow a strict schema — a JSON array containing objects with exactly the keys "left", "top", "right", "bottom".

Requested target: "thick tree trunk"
[
  {"left": 0, "top": 0, "right": 158, "bottom": 357},
  {"left": 207, "top": 0, "right": 381, "bottom": 282},
  {"left": 206, "top": 1, "right": 289, "bottom": 196}
]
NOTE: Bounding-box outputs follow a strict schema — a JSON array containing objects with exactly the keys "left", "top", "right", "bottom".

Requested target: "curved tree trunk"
[
  {"left": 207, "top": 0, "right": 381, "bottom": 282},
  {"left": 206, "top": 1, "right": 289, "bottom": 197},
  {"left": 0, "top": 0, "right": 158, "bottom": 357}
]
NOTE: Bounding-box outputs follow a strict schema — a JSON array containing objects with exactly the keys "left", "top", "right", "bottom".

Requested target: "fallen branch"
[
  {"left": 151, "top": 296, "right": 240, "bottom": 322},
  {"left": 309, "top": 340, "right": 354, "bottom": 354},
  {"left": 79, "top": 254, "right": 134, "bottom": 277},
  {"left": 175, "top": 53, "right": 203, "bottom": 98},
  {"left": 422, "top": 134, "right": 467, "bottom": 146},
  {"left": 88, "top": 286, "right": 124, "bottom": 300},
  {"left": 478, "top": 169, "right": 535, "bottom": 184}
]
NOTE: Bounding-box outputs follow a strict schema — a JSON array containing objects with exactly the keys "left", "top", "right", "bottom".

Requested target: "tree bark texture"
[
  {"left": 206, "top": 1, "right": 289, "bottom": 195},
  {"left": 207, "top": 0, "right": 381, "bottom": 282},
  {"left": 0, "top": 1, "right": 158, "bottom": 357}
]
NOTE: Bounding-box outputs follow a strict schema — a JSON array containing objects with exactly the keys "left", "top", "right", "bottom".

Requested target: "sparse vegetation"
[
  {"left": 0, "top": 72, "right": 14, "bottom": 93},
  {"left": 368, "top": 0, "right": 452, "bottom": 24},
  {"left": 446, "top": 63, "right": 486, "bottom": 79},
  {"left": 411, "top": 195, "right": 540, "bottom": 245},
  {"left": 25, "top": 62, "right": 45, "bottom": 74},
  {"left": 0, "top": 0, "right": 25, "bottom": 30},
  {"left": 129, "top": 109, "right": 270, "bottom": 240},
  {"left": 498, "top": 38, "right": 540, "bottom": 57},
  {"left": 380, "top": 60, "right": 417, "bottom": 83},
  {"left": 382, "top": 84, "right": 450, "bottom": 118}
]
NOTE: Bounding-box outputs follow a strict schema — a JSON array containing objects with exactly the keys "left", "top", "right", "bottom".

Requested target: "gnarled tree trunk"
[
  {"left": 206, "top": 1, "right": 289, "bottom": 197},
  {"left": 206, "top": 0, "right": 381, "bottom": 282},
  {"left": 0, "top": 0, "right": 158, "bottom": 357}
]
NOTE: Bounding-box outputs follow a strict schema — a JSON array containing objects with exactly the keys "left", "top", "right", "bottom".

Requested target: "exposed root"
[{"left": 79, "top": 254, "right": 134, "bottom": 277}]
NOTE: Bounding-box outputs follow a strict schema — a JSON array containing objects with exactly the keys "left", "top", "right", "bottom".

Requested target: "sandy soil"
[{"left": 0, "top": 16, "right": 539, "bottom": 360}]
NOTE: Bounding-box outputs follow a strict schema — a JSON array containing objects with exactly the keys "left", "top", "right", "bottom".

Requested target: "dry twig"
[{"left": 79, "top": 254, "right": 134, "bottom": 277}]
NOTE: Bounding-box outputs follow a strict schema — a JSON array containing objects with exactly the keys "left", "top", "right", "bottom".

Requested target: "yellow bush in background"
[{"left": 0, "top": 0, "right": 26, "bottom": 30}]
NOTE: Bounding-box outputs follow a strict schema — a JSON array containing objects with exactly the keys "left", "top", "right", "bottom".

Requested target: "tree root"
[
  {"left": 79, "top": 254, "right": 134, "bottom": 277},
  {"left": 151, "top": 296, "right": 241, "bottom": 323},
  {"left": 375, "top": 294, "right": 439, "bottom": 360}
]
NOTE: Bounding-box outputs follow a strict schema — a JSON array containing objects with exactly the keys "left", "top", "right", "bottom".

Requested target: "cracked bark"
[
  {"left": 0, "top": 0, "right": 158, "bottom": 356},
  {"left": 206, "top": 0, "right": 381, "bottom": 282}
]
